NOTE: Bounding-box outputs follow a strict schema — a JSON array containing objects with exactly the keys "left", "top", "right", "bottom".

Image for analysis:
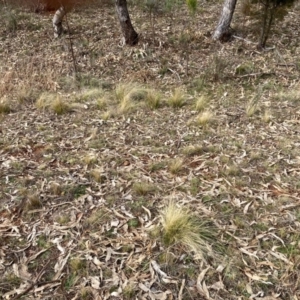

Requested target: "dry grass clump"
[
  {"left": 245, "top": 100, "right": 259, "bottom": 117},
  {"left": 101, "top": 110, "right": 114, "bottom": 120},
  {"left": 36, "top": 93, "right": 57, "bottom": 108},
  {"left": 182, "top": 145, "right": 204, "bottom": 156},
  {"left": 51, "top": 96, "right": 71, "bottom": 114},
  {"left": 25, "top": 194, "right": 43, "bottom": 211},
  {"left": 36, "top": 93, "right": 70, "bottom": 114},
  {"left": 76, "top": 88, "right": 105, "bottom": 102},
  {"left": 262, "top": 109, "right": 272, "bottom": 122},
  {"left": 49, "top": 181, "right": 62, "bottom": 195},
  {"left": 3, "top": 9, "right": 18, "bottom": 33},
  {"left": 69, "top": 257, "right": 85, "bottom": 273},
  {"left": 195, "top": 110, "right": 214, "bottom": 125},
  {"left": 145, "top": 89, "right": 161, "bottom": 109},
  {"left": 83, "top": 153, "right": 98, "bottom": 166},
  {"left": 132, "top": 182, "right": 156, "bottom": 196},
  {"left": 167, "top": 87, "right": 187, "bottom": 108},
  {"left": 115, "top": 83, "right": 147, "bottom": 114},
  {"left": 240, "top": 0, "right": 252, "bottom": 16},
  {"left": 96, "top": 97, "right": 108, "bottom": 110},
  {"left": 90, "top": 168, "right": 106, "bottom": 183},
  {"left": 159, "top": 201, "right": 214, "bottom": 258},
  {"left": 169, "top": 157, "right": 184, "bottom": 175},
  {"left": 274, "top": 89, "right": 300, "bottom": 103},
  {"left": 195, "top": 95, "right": 209, "bottom": 112},
  {"left": 79, "top": 287, "right": 94, "bottom": 300},
  {"left": 84, "top": 208, "right": 109, "bottom": 228},
  {"left": 0, "top": 97, "right": 12, "bottom": 114},
  {"left": 16, "top": 87, "right": 38, "bottom": 104}
]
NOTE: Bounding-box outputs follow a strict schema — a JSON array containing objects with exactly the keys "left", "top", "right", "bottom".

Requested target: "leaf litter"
[{"left": 1, "top": 1, "right": 300, "bottom": 299}]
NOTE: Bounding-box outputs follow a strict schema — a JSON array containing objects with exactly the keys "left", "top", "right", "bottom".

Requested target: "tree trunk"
[
  {"left": 258, "top": 0, "right": 276, "bottom": 49},
  {"left": 115, "top": 0, "right": 138, "bottom": 46},
  {"left": 53, "top": 6, "right": 66, "bottom": 37},
  {"left": 213, "top": 0, "right": 237, "bottom": 41}
]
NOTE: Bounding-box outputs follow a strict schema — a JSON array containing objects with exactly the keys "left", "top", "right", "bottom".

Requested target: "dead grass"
[
  {"left": 159, "top": 201, "right": 215, "bottom": 258},
  {"left": 132, "top": 181, "right": 156, "bottom": 196},
  {"left": 145, "top": 89, "right": 161, "bottom": 109},
  {"left": 0, "top": 97, "right": 11, "bottom": 113},
  {"left": 36, "top": 93, "right": 71, "bottom": 114},
  {"left": 169, "top": 157, "right": 184, "bottom": 174},
  {"left": 195, "top": 110, "right": 214, "bottom": 125},
  {"left": 167, "top": 87, "right": 187, "bottom": 108},
  {"left": 194, "top": 95, "right": 209, "bottom": 112}
]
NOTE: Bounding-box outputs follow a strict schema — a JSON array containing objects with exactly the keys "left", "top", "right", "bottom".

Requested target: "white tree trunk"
[
  {"left": 53, "top": 6, "right": 66, "bottom": 38},
  {"left": 115, "top": 0, "right": 138, "bottom": 45},
  {"left": 213, "top": 0, "right": 237, "bottom": 41}
]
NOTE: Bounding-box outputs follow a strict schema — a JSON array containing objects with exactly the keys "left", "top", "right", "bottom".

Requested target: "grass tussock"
[
  {"left": 169, "top": 158, "right": 184, "bottom": 175},
  {"left": 182, "top": 145, "right": 204, "bottom": 156},
  {"left": 83, "top": 153, "right": 98, "bottom": 166},
  {"left": 90, "top": 168, "right": 106, "bottom": 183},
  {"left": 51, "top": 96, "right": 71, "bottom": 114},
  {"left": 76, "top": 88, "right": 105, "bottom": 102},
  {"left": 195, "top": 110, "right": 213, "bottom": 125},
  {"left": 69, "top": 257, "right": 85, "bottom": 273},
  {"left": 116, "top": 83, "right": 148, "bottom": 114},
  {"left": 132, "top": 182, "right": 156, "bottom": 196},
  {"left": 16, "top": 87, "right": 38, "bottom": 104},
  {"left": 25, "top": 194, "right": 43, "bottom": 211},
  {"left": 145, "top": 89, "right": 161, "bottom": 109},
  {"left": 195, "top": 95, "right": 209, "bottom": 112},
  {"left": 0, "top": 97, "right": 11, "bottom": 114},
  {"left": 36, "top": 93, "right": 71, "bottom": 114},
  {"left": 159, "top": 201, "right": 214, "bottom": 258},
  {"left": 246, "top": 98, "right": 259, "bottom": 117},
  {"left": 167, "top": 87, "right": 186, "bottom": 108},
  {"left": 80, "top": 287, "right": 94, "bottom": 300},
  {"left": 96, "top": 97, "right": 108, "bottom": 110},
  {"left": 262, "top": 109, "right": 272, "bottom": 122},
  {"left": 84, "top": 208, "right": 109, "bottom": 227},
  {"left": 101, "top": 110, "right": 114, "bottom": 120},
  {"left": 275, "top": 89, "right": 300, "bottom": 103}
]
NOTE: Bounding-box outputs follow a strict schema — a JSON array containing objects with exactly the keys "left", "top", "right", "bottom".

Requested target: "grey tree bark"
[
  {"left": 213, "top": 0, "right": 237, "bottom": 41},
  {"left": 53, "top": 6, "right": 66, "bottom": 38},
  {"left": 115, "top": 0, "right": 138, "bottom": 46},
  {"left": 51, "top": 0, "right": 138, "bottom": 45}
]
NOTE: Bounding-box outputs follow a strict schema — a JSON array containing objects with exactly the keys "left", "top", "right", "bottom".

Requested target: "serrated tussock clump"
[
  {"left": 196, "top": 110, "right": 213, "bottom": 125},
  {"left": 169, "top": 157, "right": 184, "bottom": 174},
  {"left": 145, "top": 89, "right": 161, "bottom": 109},
  {"left": 195, "top": 95, "right": 209, "bottom": 112},
  {"left": 159, "top": 201, "right": 214, "bottom": 258},
  {"left": 77, "top": 88, "right": 104, "bottom": 102},
  {"left": 36, "top": 93, "right": 70, "bottom": 114},
  {"left": 182, "top": 145, "right": 204, "bottom": 156},
  {"left": 0, "top": 97, "right": 11, "bottom": 114},
  {"left": 167, "top": 87, "right": 187, "bottom": 108},
  {"left": 115, "top": 83, "right": 147, "bottom": 114},
  {"left": 246, "top": 100, "right": 259, "bottom": 117},
  {"left": 16, "top": 87, "right": 38, "bottom": 104},
  {"left": 132, "top": 182, "right": 156, "bottom": 196},
  {"left": 51, "top": 96, "right": 70, "bottom": 114}
]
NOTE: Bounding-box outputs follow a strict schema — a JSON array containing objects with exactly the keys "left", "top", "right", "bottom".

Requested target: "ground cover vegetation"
[{"left": 0, "top": 0, "right": 300, "bottom": 299}]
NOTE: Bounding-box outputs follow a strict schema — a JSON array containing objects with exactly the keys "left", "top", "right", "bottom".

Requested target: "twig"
[
  {"left": 236, "top": 72, "right": 275, "bottom": 78},
  {"left": 232, "top": 35, "right": 255, "bottom": 44},
  {"left": 12, "top": 257, "right": 55, "bottom": 300},
  {"left": 168, "top": 68, "right": 181, "bottom": 81},
  {"left": 64, "top": 10, "right": 78, "bottom": 76}
]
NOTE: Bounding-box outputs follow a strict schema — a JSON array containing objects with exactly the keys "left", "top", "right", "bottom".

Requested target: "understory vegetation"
[{"left": 0, "top": 1, "right": 300, "bottom": 299}]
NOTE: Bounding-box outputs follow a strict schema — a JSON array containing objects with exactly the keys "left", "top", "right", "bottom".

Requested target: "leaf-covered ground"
[{"left": 1, "top": 1, "right": 300, "bottom": 299}]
